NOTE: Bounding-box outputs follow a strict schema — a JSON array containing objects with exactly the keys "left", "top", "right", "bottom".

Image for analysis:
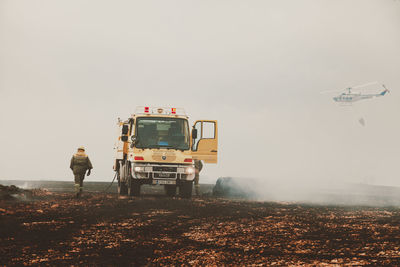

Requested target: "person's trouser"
[
  {"left": 74, "top": 173, "right": 85, "bottom": 195},
  {"left": 194, "top": 174, "right": 200, "bottom": 195}
]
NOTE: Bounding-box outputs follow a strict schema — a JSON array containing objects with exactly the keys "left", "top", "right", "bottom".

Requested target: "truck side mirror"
[
  {"left": 122, "top": 125, "right": 129, "bottom": 135},
  {"left": 121, "top": 135, "right": 128, "bottom": 142},
  {"left": 192, "top": 128, "right": 198, "bottom": 139}
]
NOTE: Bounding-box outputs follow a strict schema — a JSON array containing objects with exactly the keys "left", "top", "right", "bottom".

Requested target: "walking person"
[
  {"left": 194, "top": 159, "right": 203, "bottom": 196},
  {"left": 70, "top": 146, "right": 93, "bottom": 198}
]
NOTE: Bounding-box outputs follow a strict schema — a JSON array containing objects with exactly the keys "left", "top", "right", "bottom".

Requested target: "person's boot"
[{"left": 74, "top": 183, "right": 80, "bottom": 198}]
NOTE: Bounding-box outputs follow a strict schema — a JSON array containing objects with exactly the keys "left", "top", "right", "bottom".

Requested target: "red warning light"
[
  {"left": 171, "top": 108, "right": 176, "bottom": 114},
  {"left": 144, "top": 107, "right": 149, "bottom": 113},
  {"left": 134, "top": 156, "right": 144, "bottom": 161}
]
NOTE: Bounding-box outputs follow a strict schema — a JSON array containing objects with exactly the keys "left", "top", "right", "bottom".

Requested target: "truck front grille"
[{"left": 153, "top": 166, "right": 177, "bottom": 172}]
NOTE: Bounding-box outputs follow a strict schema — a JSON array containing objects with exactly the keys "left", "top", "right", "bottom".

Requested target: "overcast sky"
[{"left": 1, "top": 0, "right": 399, "bottom": 186}]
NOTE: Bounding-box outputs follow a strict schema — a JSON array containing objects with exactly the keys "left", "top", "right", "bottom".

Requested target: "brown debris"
[{"left": 1, "top": 191, "right": 400, "bottom": 265}]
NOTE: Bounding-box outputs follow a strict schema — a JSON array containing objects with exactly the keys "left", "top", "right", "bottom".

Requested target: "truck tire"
[
  {"left": 118, "top": 180, "right": 128, "bottom": 195},
  {"left": 118, "top": 162, "right": 128, "bottom": 196},
  {"left": 165, "top": 185, "right": 177, "bottom": 197},
  {"left": 128, "top": 179, "right": 141, "bottom": 196},
  {"left": 179, "top": 181, "right": 193, "bottom": 199}
]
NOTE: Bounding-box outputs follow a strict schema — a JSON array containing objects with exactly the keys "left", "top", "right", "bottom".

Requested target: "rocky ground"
[{"left": 1, "top": 183, "right": 400, "bottom": 266}]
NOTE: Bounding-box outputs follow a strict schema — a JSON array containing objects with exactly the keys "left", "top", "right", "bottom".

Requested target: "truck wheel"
[
  {"left": 128, "top": 179, "right": 141, "bottom": 196},
  {"left": 179, "top": 181, "right": 193, "bottom": 199},
  {"left": 118, "top": 180, "right": 128, "bottom": 195},
  {"left": 118, "top": 162, "right": 128, "bottom": 196},
  {"left": 165, "top": 185, "right": 177, "bottom": 197}
]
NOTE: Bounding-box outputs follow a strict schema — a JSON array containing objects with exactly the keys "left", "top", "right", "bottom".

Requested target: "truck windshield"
[{"left": 135, "top": 117, "right": 190, "bottom": 150}]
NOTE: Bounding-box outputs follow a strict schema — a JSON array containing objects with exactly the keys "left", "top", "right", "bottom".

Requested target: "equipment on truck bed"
[{"left": 113, "top": 106, "right": 218, "bottom": 198}]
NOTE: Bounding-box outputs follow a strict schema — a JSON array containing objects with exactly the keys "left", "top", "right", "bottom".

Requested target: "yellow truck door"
[{"left": 191, "top": 120, "right": 218, "bottom": 163}]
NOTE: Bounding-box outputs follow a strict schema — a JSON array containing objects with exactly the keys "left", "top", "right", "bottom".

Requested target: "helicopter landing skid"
[{"left": 338, "top": 103, "right": 353, "bottom": 107}]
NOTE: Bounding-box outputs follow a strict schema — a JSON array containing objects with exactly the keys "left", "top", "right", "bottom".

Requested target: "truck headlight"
[
  {"left": 185, "top": 167, "right": 195, "bottom": 174},
  {"left": 134, "top": 166, "right": 145, "bottom": 172}
]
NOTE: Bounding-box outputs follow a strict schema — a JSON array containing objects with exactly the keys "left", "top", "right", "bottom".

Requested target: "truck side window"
[
  {"left": 202, "top": 122, "right": 215, "bottom": 139},
  {"left": 192, "top": 121, "right": 202, "bottom": 151}
]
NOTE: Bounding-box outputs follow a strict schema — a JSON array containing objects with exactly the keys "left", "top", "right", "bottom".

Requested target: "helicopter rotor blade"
[
  {"left": 320, "top": 89, "right": 344, "bottom": 94},
  {"left": 320, "top": 81, "right": 380, "bottom": 95},
  {"left": 351, "top": 81, "right": 379, "bottom": 89}
]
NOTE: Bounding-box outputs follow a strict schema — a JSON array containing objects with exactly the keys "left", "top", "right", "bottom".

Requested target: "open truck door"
[{"left": 191, "top": 120, "right": 218, "bottom": 163}]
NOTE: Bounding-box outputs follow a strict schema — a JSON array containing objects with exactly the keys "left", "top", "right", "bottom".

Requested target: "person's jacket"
[{"left": 70, "top": 152, "right": 93, "bottom": 175}]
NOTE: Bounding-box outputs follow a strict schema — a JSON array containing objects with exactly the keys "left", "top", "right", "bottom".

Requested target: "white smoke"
[{"left": 213, "top": 177, "right": 400, "bottom": 207}]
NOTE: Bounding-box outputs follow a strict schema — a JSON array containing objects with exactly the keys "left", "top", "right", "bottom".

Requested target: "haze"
[{"left": 1, "top": 0, "right": 399, "bottom": 187}]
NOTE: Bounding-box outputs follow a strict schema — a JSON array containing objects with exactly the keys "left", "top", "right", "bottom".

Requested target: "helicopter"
[{"left": 322, "top": 82, "right": 389, "bottom": 104}]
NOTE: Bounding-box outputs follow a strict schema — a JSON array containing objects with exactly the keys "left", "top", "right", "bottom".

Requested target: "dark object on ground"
[
  {"left": 0, "top": 184, "right": 25, "bottom": 200},
  {"left": 0, "top": 184, "right": 52, "bottom": 201},
  {"left": 213, "top": 177, "right": 259, "bottom": 198}
]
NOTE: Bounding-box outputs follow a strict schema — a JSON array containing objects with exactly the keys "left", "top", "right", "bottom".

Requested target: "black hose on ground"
[{"left": 103, "top": 171, "right": 118, "bottom": 195}]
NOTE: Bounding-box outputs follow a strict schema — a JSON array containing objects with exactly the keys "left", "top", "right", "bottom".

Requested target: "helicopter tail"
[{"left": 379, "top": 84, "right": 389, "bottom": 96}]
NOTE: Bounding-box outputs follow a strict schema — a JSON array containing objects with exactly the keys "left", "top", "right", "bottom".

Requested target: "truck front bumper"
[{"left": 132, "top": 163, "right": 195, "bottom": 184}]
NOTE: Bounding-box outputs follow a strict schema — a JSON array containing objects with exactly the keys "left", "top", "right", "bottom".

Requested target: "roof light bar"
[{"left": 135, "top": 106, "right": 187, "bottom": 116}]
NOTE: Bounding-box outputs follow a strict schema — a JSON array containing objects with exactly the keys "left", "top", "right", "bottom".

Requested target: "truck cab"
[{"left": 114, "top": 107, "right": 218, "bottom": 198}]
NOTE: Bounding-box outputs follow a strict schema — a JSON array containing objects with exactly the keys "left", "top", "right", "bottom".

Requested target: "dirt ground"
[{"left": 1, "top": 186, "right": 400, "bottom": 266}]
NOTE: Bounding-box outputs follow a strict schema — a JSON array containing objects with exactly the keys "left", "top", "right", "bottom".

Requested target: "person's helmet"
[{"left": 77, "top": 146, "right": 85, "bottom": 151}]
